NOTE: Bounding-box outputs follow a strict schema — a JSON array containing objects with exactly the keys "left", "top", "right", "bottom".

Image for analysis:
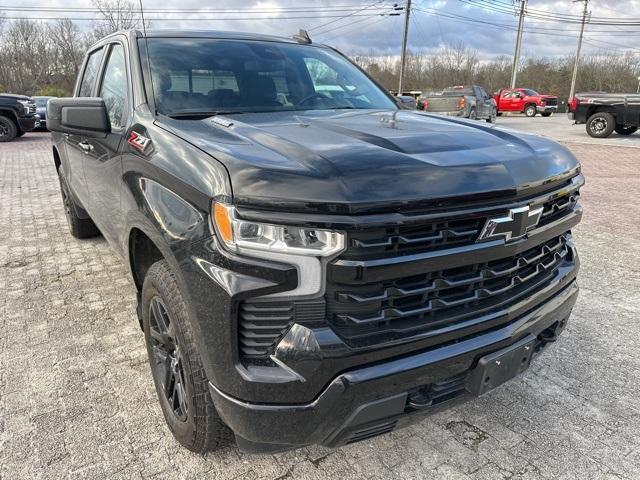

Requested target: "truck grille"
[
  {"left": 545, "top": 98, "right": 558, "bottom": 107},
  {"left": 326, "top": 234, "right": 573, "bottom": 346},
  {"left": 343, "top": 191, "right": 579, "bottom": 261}
]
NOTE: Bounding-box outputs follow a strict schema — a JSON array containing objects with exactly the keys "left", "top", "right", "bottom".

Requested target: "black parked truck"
[
  {"left": 0, "top": 93, "right": 38, "bottom": 141},
  {"left": 570, "top": 92, "right": 640, "bottom": 138},
  {"left": 48, "top": 29, "right": 583, "bottom": 454}
]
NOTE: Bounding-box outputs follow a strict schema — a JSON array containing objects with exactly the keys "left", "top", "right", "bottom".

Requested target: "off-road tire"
[
  {"left": 586, "top": 112, "right": 615, "bottom": 138},
  {"left": 142, "top": 260, "right": 231, "bottom": 453},
  {"left": 524, "top": 104, "right": 537, "bottom": 117},
  {"left": 57, "top": 168, "right": 100, "bottom": 238},
  {"left": 16, "top": 130, "right": 26, "bottom": 137},
  {"left": 0, "top": 115, "right": 17, "bottom": 142},
  {"left": 541, "top": 112, "right": 552, "bottom": 117},
  {"left": 614, "top": 124, "right": 638, "bottom": 136}
]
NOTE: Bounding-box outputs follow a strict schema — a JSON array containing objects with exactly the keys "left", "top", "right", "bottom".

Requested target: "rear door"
[
  {"left": 65, "top": 46, "right": 105, "bottom": 207},
  {"left": 83, "top": 40, "right": 130, "bottom": 246}
]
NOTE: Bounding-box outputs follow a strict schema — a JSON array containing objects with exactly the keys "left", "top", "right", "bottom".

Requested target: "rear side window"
[
  {"left": 78, "top": 48, "right": 104, "bottom": 97},
  {"left": 99, "top": 44, "right": 128, "bottom": 129}
]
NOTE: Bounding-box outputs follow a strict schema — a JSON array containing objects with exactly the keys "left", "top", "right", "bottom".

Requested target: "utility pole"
[
  {"left": 569, "top": 0, "right": 590, "bottom": 99},
  {"left": 510, "top": 0, "right": 527, "bottom": 88},
  {"left": 398, "top": 0, "right": 412, "bottom": 96}
]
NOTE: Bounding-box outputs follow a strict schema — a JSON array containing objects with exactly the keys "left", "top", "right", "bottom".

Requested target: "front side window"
[
  {"left": 99, "top": 44, "right": 128, "bottom": 129},
  {"left": 144, "top": 38, "right": 395, "bottom": 116},
  {"left": 78, "top": 48, "right": 104, "bottom": 97}
]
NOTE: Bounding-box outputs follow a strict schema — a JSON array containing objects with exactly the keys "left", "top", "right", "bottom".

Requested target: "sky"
[{"left": 5, "top": 0, "right": 640, "bottom": 60}]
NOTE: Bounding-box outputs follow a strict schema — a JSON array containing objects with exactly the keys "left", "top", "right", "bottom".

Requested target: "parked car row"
[
  {"left": 411, "top": 85, "right": 558, "bottom": 121},
  {"left": 0, "top": 94, "right": 55, "bottom": 142}
]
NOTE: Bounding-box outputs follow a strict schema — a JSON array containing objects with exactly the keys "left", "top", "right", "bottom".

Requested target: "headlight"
[
  {"left": 212, "top": 203, "right": 344, "bottom": 257},
  {"left": 18, "top": 100, "right": 31, "bottom": 114}
]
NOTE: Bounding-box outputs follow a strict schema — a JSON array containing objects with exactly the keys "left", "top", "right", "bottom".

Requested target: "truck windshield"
[{"left": 143, "top": 38, "right": 396, "bottom": 116}]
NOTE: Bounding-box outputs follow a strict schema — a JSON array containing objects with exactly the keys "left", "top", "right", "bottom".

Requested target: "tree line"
[
  {"left": 1, "top": 6, "right": 638, "bottom": 99},
  {"left": 353, "top": 43, "right": 640, "bottom": 100}
]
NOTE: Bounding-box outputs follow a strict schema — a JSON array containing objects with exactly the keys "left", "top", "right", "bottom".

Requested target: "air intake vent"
[
  {"left": 238, "top": 299, "right": 326, "bottom": 359},
  {"left": 346, "top": 421, "right": 397, "bottom": 444},
  {"left": 238, "top": 301, "right": 293, "bottom": 358}
]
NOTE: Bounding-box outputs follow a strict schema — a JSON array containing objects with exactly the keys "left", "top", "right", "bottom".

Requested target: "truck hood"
[{"left": 158, "top": 109, "right": 579, "bottom": 213}]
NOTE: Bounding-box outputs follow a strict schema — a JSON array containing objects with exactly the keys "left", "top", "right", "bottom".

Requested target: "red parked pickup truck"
[{"left": 494, "top": 88, "right": 558, "bottom": 117}]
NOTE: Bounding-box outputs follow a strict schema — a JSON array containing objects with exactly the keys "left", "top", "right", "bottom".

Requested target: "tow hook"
[{"left": 538, "top": 318, "right": 567, "bottom": 346}]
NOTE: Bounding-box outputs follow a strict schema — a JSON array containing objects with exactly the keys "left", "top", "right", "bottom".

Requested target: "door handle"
[{"left": 78, "top": 141, "right": 93, "bottom": 154}]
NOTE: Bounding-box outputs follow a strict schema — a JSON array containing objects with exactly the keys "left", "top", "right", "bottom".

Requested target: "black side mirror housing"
[{"left": 47, "top": 97, "right": 110, "bottom": 138}]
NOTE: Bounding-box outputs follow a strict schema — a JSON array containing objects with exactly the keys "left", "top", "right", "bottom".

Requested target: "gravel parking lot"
[{"left": 1, "top": 130, "right": 639, "bottom": 479}]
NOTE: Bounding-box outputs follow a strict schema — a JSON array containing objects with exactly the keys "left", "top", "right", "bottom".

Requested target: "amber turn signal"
[{"left": 213, "top": 203, "right": 233, "bottom": 243}]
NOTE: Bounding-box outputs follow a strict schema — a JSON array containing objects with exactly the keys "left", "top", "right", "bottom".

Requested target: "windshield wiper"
[{"left": 166, "top": 110, "right": 245, "bottom": 119}]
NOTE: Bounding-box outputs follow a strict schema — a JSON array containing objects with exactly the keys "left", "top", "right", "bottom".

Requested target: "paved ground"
[
  {"left": 496, "top": 114, "right": 640, "bottom": 148},
  {"left": 1, "top": 132, "right": 639, "bottom": 480}
]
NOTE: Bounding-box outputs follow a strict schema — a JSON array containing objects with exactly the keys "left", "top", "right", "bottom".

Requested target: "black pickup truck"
[
  {"left": 570, "top": 92, "right": 640, "bottom": 138},
  {"left": 48, "top": 29, "right": 583, "bottom": 454},
  {"left": 0, "top": 93, "right": 39, "bottom": 142}
]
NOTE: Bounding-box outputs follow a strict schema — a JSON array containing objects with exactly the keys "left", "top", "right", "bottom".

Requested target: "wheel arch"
[
  {"left": 0, "top": 108, "right": 19, "bottom": 126},
  {"left": 53, "top": 146, "right": 62, "bottom": 172}
]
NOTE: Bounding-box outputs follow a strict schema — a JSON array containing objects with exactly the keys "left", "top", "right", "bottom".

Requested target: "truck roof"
[{"left": 98, "top": 28, "right": 313, "bottom": 45}]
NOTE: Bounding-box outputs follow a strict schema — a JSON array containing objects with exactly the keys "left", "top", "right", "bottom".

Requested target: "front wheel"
[
  {"left": 142, "top": 260, "right": 231, "bottom": 453},
  {"left": 614, "top": 125, "right": 638, "bottom": 136},
  {"left": 0, "top": 115, "right": 17, "bottom": 142},
  {"left": 524, "top": 105, "right": 537, "bottom": 117},
  {"left": 586, "top": 112, "right": 615, "bottom": 138}
]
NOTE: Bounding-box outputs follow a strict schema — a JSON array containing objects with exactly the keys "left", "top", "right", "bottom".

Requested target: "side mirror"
[{"left": 47, "top": 97, "right": 110, "bottom": 138}]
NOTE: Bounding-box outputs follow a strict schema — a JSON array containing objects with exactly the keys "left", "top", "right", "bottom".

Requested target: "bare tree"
[
  {"left": 47, "top": 19, "right": 89, "bottom": 93},
  {"left": 91, "top": 0, "right": 141, "bottom": 41}
]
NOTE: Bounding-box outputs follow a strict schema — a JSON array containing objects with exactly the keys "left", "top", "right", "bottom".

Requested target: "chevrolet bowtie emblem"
[{"left": 478, "top": 205, "right": 543, "bottom": 242}]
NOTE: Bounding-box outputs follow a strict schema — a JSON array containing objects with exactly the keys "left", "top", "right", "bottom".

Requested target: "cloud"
[{"left": 8, "top": 0, "right": 640, "bottom": 59}]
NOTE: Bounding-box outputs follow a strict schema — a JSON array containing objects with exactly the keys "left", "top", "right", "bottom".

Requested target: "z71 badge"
[{"left": 127, "top": 131, "right": 151, "bottom": 153}]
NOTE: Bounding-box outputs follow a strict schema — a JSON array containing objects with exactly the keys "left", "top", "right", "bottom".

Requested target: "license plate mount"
[{"left": 466, "top": 334, "right": 536, "bottom": 396}]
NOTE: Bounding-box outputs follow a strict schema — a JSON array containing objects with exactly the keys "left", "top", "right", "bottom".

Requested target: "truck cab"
[{"left": 494, "top": 88, "right": 558, "bottom": 117}]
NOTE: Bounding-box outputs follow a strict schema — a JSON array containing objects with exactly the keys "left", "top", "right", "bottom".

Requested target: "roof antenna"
[
  {"left": 293, "top": 29, "right": 312, "bottom": 45},
  {"left": 139, "top": 0, "right": 157, "bottom": 115}
]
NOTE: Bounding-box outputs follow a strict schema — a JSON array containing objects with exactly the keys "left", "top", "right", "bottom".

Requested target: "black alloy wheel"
[{"left": 148, "top": 296, "right": 189, "bottom": 422}]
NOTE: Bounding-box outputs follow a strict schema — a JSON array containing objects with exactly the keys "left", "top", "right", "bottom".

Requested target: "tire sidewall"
[
  {"left": 141, "top": 264, "right": 199, "bottom": 445},
  {"left": 587, "top": 113, "right": 615, "bottom": 138},
  {"left": 524, "top": 105, "right": 536, "bottom": 117},
  {"left": 0, "top": 115, "right": 17, "bottom": 142}
]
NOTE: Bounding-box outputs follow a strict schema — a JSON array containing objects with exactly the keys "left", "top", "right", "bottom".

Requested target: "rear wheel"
[
  {"left": 614, "top": 124, "right": 638, "bottom": 136},
  {"left": 586, "top": 112, "right": 615, "bottom": 138},
  {"left": 524, "top": 104, "right": 537, "bottom": 117},
  {"left": 541, "top": 112, "right": 552, "bottom": 117},
  {"left": 142, "top": 260, "right": 231, "bottom": 453},
  {"left": 57, "top": 168, "right": 100, "bottom": 238},
  {"left": 0, "top": 115, "right": 17, "bottom": 142}
]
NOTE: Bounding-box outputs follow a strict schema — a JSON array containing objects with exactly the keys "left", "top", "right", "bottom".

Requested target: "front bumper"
[
  {"left": 210, "top": 280, "right": 578, "bottom": 452},
  {"left": 18, "top": 116, "right": 38, "bottom": 132},
  {"left": 537, "top": 105, "right": 558, "bottom": 113}
]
